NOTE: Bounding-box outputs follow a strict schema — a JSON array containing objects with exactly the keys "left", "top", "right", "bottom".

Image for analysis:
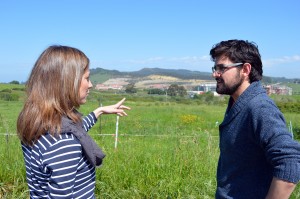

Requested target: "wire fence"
[
  {"left": 0, "top": 120, "right": 294, "bottom": 138},
  {"left": 0, "top": 115, "right": 295, "bottom": 148}
]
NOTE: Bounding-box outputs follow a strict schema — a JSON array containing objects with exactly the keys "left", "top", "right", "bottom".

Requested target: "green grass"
[
  {"left": 0, "top": 83, "right": 24, "bottom": 90},
  {"left": 286, "top": 83, "right": 300, "bottom": 94},
  {"left": 0, "top": 90, "right": 300, "bottom": 198},
  {"left": 0, "top": 99, "right": 221, "bottom": 198},
  {"left": 94, "top": 135, "right": 218, "bottom": 198}
]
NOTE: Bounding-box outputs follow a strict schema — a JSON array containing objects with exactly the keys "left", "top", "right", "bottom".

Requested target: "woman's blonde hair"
[{"left": 17, "top": 45, "right": 90, "bottom": 145}]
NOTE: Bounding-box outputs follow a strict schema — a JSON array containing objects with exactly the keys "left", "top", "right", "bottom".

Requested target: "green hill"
[
  {"left": 90, "top": 67, "right": 214, "bottom": 84},
  {"left": 90, "top": 67, "right": 297, "bottom": 84}
]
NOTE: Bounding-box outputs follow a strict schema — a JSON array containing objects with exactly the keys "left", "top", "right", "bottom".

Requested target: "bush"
[
  {"left": 0, "top": 89, "right": 12, "bottom": 93},
  {"left": 12, "top": 88, "right": 25, "bottom": 91},
  {"left": 0, "top": 93, "right": 19, "bottom": 101},
  {"left": 293, "top": 126, "right": 300, "bottom": 140},
  {"left": 147, "top": 88, "right": 166, "bottom": 95},
  {"left": 277, "top": 102, "right": 300, "bottom": 113}
]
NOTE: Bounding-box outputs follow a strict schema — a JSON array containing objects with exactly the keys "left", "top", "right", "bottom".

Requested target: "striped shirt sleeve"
[{"left": 82, "top": 112, "right": 97, "bottom": 132}]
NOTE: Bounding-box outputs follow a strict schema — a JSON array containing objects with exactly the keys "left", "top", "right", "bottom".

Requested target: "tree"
[
  {"left": 178, "top": 85, "right": 187, "bottom": 97},
  {"left": 167, "top": 84, "right": 178, "bottom": 96},
  {"left": 125, "top": 83, "right": 137, "bottom": 93},
  {"left": 167, "top": 84, "right": 187, "bottom": 97},
  {"left": 9, "top": 80, "right": 20, "bottom": 84}
]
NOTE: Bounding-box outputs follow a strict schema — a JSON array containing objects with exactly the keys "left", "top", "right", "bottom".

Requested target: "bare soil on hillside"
[{"left": 96, "top": 75, "right": 215, "bottom": 90}]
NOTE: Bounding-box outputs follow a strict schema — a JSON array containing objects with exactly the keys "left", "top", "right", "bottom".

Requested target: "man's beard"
[{"left": 215, "top": 73, "right": 244, "bottom": 95}]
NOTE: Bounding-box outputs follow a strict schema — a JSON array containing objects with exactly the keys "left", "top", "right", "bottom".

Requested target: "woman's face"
[{"left": 79, "top": 69, "right": 93, "bottom": 104}]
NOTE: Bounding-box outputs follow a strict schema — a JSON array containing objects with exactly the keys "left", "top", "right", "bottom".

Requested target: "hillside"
[
  {"left": 128, "top": 68, "right": 213, "bottom": 80},
  {"left": 90, "top": 67, "right": 214, "bottom": 84},
  {"left": 90, "top": 67, "right": 297, "bottom": 87}
]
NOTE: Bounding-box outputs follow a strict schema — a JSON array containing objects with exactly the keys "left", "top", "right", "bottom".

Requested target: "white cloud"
[{"left": 263, "top": 55, "right": 300, "bottom": 68}]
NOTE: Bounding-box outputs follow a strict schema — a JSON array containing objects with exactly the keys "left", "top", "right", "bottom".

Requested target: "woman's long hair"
[{"left": 17, "top": 45, "right": 90, "bottom": 146}]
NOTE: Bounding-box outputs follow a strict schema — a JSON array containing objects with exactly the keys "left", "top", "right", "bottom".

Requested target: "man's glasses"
[{"left": 212, "top": 63, "right": 244, "bottom": 74}]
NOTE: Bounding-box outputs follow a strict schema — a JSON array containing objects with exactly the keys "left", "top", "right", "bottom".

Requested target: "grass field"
[{"left": 0, "top": 85, "right": 300, "bottom": 198}]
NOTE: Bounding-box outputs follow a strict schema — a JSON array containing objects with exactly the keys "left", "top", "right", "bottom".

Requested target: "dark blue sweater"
[{"left": 216, "top": 81, "right": 300, "bottom": 199}]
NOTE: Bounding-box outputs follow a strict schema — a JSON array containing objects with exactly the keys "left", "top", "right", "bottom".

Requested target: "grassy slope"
[
  {"left": 90, "top": 73, "right": 111, "bottom": 84},
  {"left": 0, "top": 83, "right": 24, "bottom": 90}
]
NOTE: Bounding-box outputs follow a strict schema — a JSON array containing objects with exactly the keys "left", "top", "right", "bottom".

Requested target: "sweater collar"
[{"left": 221, "top": 81, "right": 265, "bottom": 126}]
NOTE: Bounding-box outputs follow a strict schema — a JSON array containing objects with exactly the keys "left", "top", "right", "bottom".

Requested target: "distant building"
[
  {"left": 188, "top": 82, "right": 219, "bottom": 97},
  {"left": 194, "top": 82, "right": 216, "bottom": 92},
  {"left": 263, "top": 84, "right": 292, "bottom": 95},
  {"left": 191, "top": 82, "right": 292, "bottom": 96},
  {"left": 95, "top": 84, "right": 124, "bottom": 90},
  {"left": 188, "top": 82, "right": 293, "bottom": 96}
]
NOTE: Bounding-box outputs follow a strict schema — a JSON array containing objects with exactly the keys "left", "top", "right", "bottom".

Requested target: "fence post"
[
  {"left": 5, "top": 131, "right": 9, "bottom": 159},
  {"left": 289, "top": 121, "right": 294, "bottom": 138},
  {"left": 98, "top": 99, "right": 102, "bottom": 134},
  {"left": 115, "top": 116, "right": 119, "bottom": 149}
]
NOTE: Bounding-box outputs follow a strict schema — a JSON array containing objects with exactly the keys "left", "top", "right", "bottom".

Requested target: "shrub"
[
  {"left": 147, "top": 88, "right": 166, "bottom": 95},
  {"left": 277, "top": 102, "right": 300, "bottom": 113},
  {"left": 12, "top": 88, "right": 25, "bottom": 91},
  {"left": 0, "top": 93, "right": 19, "bottom": 101},
  {"left": 0, "top": 89, "right": 12, "bottom": 93},
  {"left": 293, "top": 126, "right": 300, "bottom": 140}
]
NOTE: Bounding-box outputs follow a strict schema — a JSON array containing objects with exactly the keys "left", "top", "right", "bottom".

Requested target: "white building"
[{"left": 194, "top": 83, "right": 216, "bottom": 92}]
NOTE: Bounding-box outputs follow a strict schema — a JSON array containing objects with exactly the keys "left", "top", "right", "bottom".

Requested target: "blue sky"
[{"left": 1, "top": 0, "right": 300, "bottom": 83}]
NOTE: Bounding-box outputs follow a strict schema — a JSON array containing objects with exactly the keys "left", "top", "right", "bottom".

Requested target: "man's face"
[{"left": 212, "top": 56, "right": 244, "bottom": 96}]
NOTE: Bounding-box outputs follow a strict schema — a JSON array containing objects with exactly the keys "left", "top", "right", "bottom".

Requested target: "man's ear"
[{"left": 242, "top": 63, "right": 252, "bottom": 76}]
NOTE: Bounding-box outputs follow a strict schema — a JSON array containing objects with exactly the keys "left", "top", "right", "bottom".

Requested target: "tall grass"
[
  {"left": 85, "top": 102, "right": 222, "bottom": 198},
  {"left": 0, "top": 92, "right": 300, "bottom": 198},
  {"left": 94, "top": 135, "right": 218, "bottom": 198}
]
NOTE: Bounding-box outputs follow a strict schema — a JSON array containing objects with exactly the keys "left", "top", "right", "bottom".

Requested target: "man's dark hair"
[{"left": 210, "top": 39, "right": 263, "bottom": 82}]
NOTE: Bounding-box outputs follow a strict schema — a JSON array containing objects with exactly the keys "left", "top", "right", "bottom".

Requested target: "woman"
[{"left": 17, "top": 45, "right": 130, "bottom": 198}]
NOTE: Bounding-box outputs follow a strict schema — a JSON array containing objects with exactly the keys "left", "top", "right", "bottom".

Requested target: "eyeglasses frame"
[{"left": 212, "top": 62, "right": 244, "bottom": 74}]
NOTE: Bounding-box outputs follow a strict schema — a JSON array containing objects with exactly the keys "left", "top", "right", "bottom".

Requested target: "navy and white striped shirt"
[{"left": 22, "top": 113, "right": 98, "bottom": 198}]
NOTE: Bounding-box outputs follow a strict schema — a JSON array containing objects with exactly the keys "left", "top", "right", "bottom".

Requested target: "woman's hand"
[{"left": 93, "top": 98, "right": 131, "bottom": 118}]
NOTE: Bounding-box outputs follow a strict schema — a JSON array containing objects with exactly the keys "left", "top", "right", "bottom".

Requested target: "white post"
[
  {"left": 114, "top": 116, "right": 119, "bottom": 149},
  {"left": 289, "top": 121, "right": 293, "bottom": 138}
]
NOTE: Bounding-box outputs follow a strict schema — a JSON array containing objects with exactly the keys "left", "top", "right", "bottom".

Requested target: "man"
[{"left": 210, "top": 39, "right": 300, "bottom": 198}]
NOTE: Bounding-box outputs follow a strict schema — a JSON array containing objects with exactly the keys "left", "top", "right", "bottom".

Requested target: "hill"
[
  {"left": 90, "top": 67, "right": 214, "bottom": 84},
  {"left": 128, "top": 68, "right": 213, "bottom": 80},
  {"left": 90, "top": 67, "right": 297, "bottom": 85}
]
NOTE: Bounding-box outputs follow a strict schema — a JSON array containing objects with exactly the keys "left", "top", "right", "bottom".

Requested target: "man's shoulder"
[{"left": 245, "top": 82, "right": 274, "bottom": 106}]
